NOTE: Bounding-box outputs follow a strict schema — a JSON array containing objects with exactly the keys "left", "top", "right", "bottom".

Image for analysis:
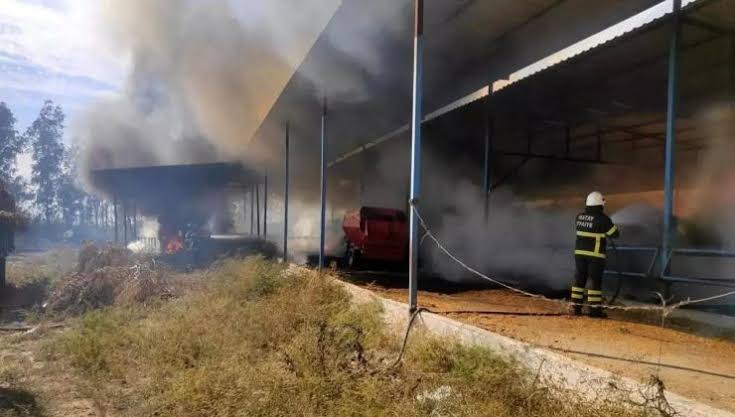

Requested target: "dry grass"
[
  {"left": 1, "top": 248, "right": 79, "bottom": 313},
  {"left": 47, "top": 258, "right": 655, "bottom": 417},
  {"left": 6, "top": 247, "right": 77, "bottom": 289},
  {"left": 43, "top": 243, "right": 174, "bottom": 316}
]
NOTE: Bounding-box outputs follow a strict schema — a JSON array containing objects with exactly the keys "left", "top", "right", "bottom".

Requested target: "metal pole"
[
  {"left": 242, "top": 193, "right": 248, "bottom": 234},
  {"left": 250, "top": 188, "right": 254, "bottom": 235},
  {"left": 483, "top": 98, "right": 492, "bottom": 222},
  {"left": 114, "top": 195, "right": 118, "bottom": 244},
  {"left": 662, "top": 0, "right": 682, "bottom": 274},
  {"left": 283, "top": 123, "right": 290, "bottom": 261},
  {"left": 408, "top": 0, "right": 424, "bottom": 313},
  {"left": 730, "top": 34, "right": 735, "bottom": 99},
  {"left": 319, "top": 98, "right": 328, "bottom": 270},
  {"left": 256, "top": 181, "right": 261, "bottom": 236},
  {"left": 263, "top": 170, "right": 268, "bottom": 238}
]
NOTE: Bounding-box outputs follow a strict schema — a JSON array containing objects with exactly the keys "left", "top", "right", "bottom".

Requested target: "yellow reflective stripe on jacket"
[
  {"left": 574, "top": 250, "right": 606, "bottom": 259},
  {"left": 587, "top": 289, "right": 603, "bottom": 295},
  {"left": 571, "top": 293, "right": 584, "bottom": 300},
  {"left": 606, "top": 225, "right": 618, "bottom": 236},
  {"left": 576, "top": 231, "right": 606, "bottom": 238},
  {"left": 571, "top": 287, "right": 585, "bottom": 293},
  {"left": 575, "top": 231, "right": 607, "bottom": 258},
  {"left": 587, "top": 296, "right": 603, "bottom": 303}
]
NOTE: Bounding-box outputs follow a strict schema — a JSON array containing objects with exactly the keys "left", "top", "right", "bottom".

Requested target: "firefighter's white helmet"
[{"left": 586, "top": 191, "right": 605, "bottom": 207}]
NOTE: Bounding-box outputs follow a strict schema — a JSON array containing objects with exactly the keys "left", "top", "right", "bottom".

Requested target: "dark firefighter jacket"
[{"left": 574, "top": 206, "right": 619, "bottom": 259}]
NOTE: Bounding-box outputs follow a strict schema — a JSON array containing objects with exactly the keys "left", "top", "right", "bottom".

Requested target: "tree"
[
  {"left": 57, "top": 144, "right": 85, "bottom": 226},
  {"left": 0, "top": 102, "right": 27, "bottom": 200},
  {"left": 26, "top": 101, "right": 65, "bottom": 223}
]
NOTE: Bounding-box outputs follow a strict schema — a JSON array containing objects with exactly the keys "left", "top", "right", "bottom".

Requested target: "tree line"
[{"left": 0, "top": 100, "right": 113, "bottom": 235}]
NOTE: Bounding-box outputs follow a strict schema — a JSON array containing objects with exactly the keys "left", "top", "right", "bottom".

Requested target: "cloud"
[
  {"left": 0, "top": 0, "right": 127, "bottom": 82},
  {"left": 0, "top": 0, "right": 127, "bottom": 125}
]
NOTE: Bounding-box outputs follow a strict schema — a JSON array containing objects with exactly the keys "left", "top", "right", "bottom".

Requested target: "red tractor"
[{"left": 342, "top": 207, "right": 409, "bottom": 269}]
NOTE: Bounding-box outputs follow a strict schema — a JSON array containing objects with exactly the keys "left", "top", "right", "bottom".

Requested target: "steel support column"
[
  {"left": 662, "top": 0, "right": 682, "bottom": 274},
  {"left": 246, "top": 193, "right": 248, "bottom": 234},
  {"left": 283, "top": 124, "right": 290, "bottom": 261},
  {"left": 256, "top": 182, "right": 261, "bottom": 236},
  {"left": 319, "top": 98, "right": 328, "bottom": 270},
  {"left": 482, "top": 98, "right": 493, "bottom": 222},
  {"left": 263, "top": 170, "right": 268, "bottom": 237},
  {"left": 113, "top": 195, "right": 118, "bottom": 244},
  {"left": 250, "top": 188, "right": 254, "bottom": 235},
  {"left": 408, "top": 0, "right": 424, "bottom": 313},
  {"left": 730, "top": 34, "right": 735, "bottom": 97}
]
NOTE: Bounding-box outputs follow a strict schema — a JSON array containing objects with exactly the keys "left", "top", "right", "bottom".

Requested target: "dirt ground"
[
  {"left": 0, "top": 328, "right": 101, "bottom": 417},
  {"left": 356, "top": 282, "right": 735, "bottom": 413}
]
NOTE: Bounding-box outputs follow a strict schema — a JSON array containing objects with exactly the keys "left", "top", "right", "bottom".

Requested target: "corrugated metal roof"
[
  {"left": 325, "top": 0, "right": 734, "bottom": 167},
  {"left": 251, "top": 0, "right": 661, "bottom": 175},
  {"left": 92, "top": 162, "right": 260, "bottom": 201}
]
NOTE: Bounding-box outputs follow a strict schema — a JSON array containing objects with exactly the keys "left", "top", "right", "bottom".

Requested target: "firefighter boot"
[
  {"left": 589, "top": 307, "right": 607, "bottom": 319},
  {"left": 570, "top": 286, "right": 585, "bottom": 316},
  {"left": 586, "top": 289, "right": 605, "bottom": 318}
]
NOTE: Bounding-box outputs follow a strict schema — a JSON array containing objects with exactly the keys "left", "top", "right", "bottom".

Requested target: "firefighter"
[{"left": 571, "top": 191, "right": 619, "bottom": 318}]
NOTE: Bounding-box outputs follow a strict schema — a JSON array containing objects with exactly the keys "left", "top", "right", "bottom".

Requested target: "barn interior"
[
  {"left": 249, "top": 0, "right": 735, "bottom": 307},
  {"left": 90, "top": 162, "right": 274, "bottom": 260},
  {"left": 72, "top": 0, "right": 735, "bottom": 308}
]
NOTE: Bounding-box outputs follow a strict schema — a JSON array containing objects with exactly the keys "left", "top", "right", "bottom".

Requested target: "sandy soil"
[
  {"left": 0, "top": 328, "right": 102, "bottom": 417},
  {"left": 358, "top": 283, "right": 735, "bottom": 413}
]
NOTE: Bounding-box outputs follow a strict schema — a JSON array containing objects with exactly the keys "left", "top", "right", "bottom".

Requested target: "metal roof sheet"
[
  {"left": 324, "top": 0, "right": 735, "bottom": 169},
  {"left": 252, "top": 0, "right": 662, "bottom": 172},
  {"left": 91, "top": 162, "right": 260, "bottom": 202}
]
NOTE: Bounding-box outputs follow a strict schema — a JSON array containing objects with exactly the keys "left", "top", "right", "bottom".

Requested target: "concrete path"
[{"left": 341, "top": 281, "right": 735, "bottom": 417}]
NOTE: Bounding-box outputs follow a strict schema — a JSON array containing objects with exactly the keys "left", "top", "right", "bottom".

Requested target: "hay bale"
[{"left": 45, "top": 246, "right": 172, "bottom": 315}]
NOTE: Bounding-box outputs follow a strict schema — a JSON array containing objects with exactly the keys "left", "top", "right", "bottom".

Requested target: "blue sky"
[{"left": 0, "top": 0, "right": 126, "bottom": 130}]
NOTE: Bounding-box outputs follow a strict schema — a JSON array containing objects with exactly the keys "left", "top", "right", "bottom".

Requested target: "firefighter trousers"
[{"left": 571, "top": 256, "right": 605, "bottom": 311}]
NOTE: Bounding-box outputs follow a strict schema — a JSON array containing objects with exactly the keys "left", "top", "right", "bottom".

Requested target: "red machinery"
[{"left": 342, "top": 207, "right": 409, "bottom": 268}]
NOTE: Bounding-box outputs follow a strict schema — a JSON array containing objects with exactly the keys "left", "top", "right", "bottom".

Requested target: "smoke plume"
[
  {"left": 689, "top": 103, "right": 735, "bottom": 248},
  {"left": 74, "top": 0, "right": 414, "bottom": 186}
]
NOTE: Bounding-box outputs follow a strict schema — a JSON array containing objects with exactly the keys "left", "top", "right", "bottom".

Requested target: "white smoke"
[
  {"left": 689, "top": 103, "right": 735, "bottom": 248},
  {"left": 423, "top": 180, "right": 576, "bottom": 290},
  {"left": 74, "top": 0, "right": 410, "bottom": 184},
  {"left": 127, "top": 216, "right": 161, "bottom": 254}
]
